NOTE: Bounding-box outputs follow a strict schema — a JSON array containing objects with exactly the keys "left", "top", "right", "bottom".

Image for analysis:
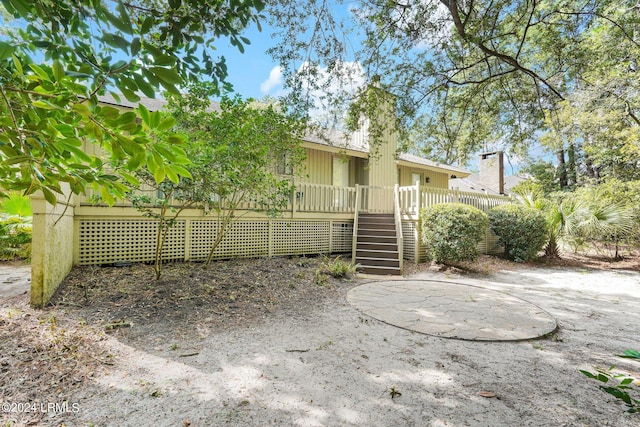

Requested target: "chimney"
[{"left": 479, "top": 151, "right": 504, "bottom": 194}]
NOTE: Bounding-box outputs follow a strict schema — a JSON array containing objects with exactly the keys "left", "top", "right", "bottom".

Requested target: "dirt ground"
[{"left": 1, "top": 253, "right": 639, "bottom": 426}]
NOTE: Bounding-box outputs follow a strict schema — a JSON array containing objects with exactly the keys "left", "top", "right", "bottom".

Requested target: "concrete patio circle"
[{"left": 347, "top": 280, "right": 557, "bottom": 341}]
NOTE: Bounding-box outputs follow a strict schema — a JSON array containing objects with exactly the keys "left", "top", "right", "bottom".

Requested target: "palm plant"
[{"left": 514, "top": 188, "right": 634, "bottom": 259}]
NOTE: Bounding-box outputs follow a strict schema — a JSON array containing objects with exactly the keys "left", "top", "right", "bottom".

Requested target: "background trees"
[
  {"left": 268, "top": 1, "right": 639, "bottom": 184},
  {"left": 0, "top": 0, "right": 264, "bottom": 202}
]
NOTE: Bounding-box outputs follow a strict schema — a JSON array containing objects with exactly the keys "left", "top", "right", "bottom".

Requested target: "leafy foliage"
[
  {"left": 0, "top": 191, "right": 32, "bottom": 260},
  {"left": 268, "top": 1, "right": 639, "bottom": 175},
  {"left": 581, "top": 350, "right": 640, "bottom": 413},
  {"left": 515, "top": 182, "right": 637, "bottom": 259},
  {"left": 168, "top": 90, "right": 307, "bottom": 267},
  {"left": 0, "top": 191, "right": 31, "bottom": 216},
  {"left": 420, "top": 203, "right": 488, "bottom": 264},
  {"left": 0, "top": 214, "right": 31, "bottom": 260},
  {"left": 0, "top": 0, "right": 264, "bottom": 203},
  {"left": 488, "top": 204, "right": 547, "bottom": 262},
  {"left": 319, "top": 256, "right": 359, "bottom": 278}
]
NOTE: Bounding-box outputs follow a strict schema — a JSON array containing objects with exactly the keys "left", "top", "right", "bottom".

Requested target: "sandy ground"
[{"left": 13, "top": 264, "right": 633, "bottom": 426}]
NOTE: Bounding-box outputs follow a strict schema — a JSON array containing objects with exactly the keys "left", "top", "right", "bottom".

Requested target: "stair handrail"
[
  {"left": 393, "top": 184, "right": 403, "bottom": 273},
  {"left": 352, "top": 184, "right": 360, "bottom": 261}
]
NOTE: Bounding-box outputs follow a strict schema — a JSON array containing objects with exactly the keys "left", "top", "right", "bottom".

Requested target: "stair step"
[
  {"left": 357, "top": 235, "right": 397, "bottom": 244},
  {"left": 356, "top": 242, "right": 398, "bottom": 251},
  {"left": 356, "top": 249, "right": 399, "bottom": 259},
  {"left": 356, "top": 257, "right": 400, "bottom": 268},
  {"left": 357, "top": 221, "right": 394, "bottom": 230},
  {"left": 357, "top": 228, "right": 397, "bottom": 237},
  {"left": 359, "top": 265, "right": 401, "bottom": 275}
]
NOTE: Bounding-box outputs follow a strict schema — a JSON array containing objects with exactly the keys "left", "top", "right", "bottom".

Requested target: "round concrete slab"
[{"left": 347, "top": 280, "right": 557, "bottom": 341}]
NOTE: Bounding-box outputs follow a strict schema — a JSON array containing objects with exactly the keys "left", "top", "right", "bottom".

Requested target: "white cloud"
[{"left": 260, "top": 66, "right": 283, "bottom": 94}]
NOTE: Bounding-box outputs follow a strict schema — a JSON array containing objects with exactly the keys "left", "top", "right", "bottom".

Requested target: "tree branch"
[{"left": 444, "top": 0, "right": 565, "bottom": 100}]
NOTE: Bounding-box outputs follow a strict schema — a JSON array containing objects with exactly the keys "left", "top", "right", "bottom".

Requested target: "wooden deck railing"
[
  {"left": 355, "top": 185, "right": 395, "bottom": 213},
  {"left": 398, "top": 182, "right": 513, "bottom": 215},
  {"left": 294, "top": 183, "right": 356, "bottom": 213}
]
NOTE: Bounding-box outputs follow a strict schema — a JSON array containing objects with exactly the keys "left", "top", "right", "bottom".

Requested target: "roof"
[
  {"left": 397, "top": 153, "right": 471, "bottom": 177},
  {"left": 301, "top": 128, "right": 369, "bottom": 158},
  {"left": 97, "top": 94, "right": 221, "bottom": 112},
  {"left": 449, "top": 173, "right": 526, "bottom": 195},
  {"left": 97, "top": 94, "right": 468, "bottom": 175}
]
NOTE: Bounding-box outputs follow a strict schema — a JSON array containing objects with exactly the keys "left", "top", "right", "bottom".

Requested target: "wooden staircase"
[{"left": 354, "top": 213, "right": 401, "bottom": 275}]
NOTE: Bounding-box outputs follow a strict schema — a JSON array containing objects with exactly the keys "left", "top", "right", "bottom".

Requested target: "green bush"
[
  {"left": 0, "top": 214, "right": 32, "bottom": 260},
  {"left": 488, "top": 204, "right": 547, "bottom": 262},
  {"left": 315, "top": 256, "right": 359, "bottom": 283},
  {"left": 420, "top": 203, "right": 488, "bottom": 263}
]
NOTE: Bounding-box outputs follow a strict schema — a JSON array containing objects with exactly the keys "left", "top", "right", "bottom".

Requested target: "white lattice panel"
[
  {"left": 331, "top": 222, "right": 353, "bottom": 253},
  {"left": 190, "top": 220, "right": 269, "bottom": 260},
  {"left": 401, "top": 220, "right": 417, "bottom": 262},
  {"left": 272, "top": 221, "right": 330, "bottom": 256},
  {"left": 78, "top": 220, "right": 185, "bottom": 265}
]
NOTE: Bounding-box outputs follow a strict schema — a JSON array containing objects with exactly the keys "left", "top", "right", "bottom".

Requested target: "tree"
[
  {"left": 0, "top": 0, "right": 264, "bottom": 203},
  {"left": 167, "top": 89, "right": 307, "bottom": 266},
  {"left": 268, "top": 1, "right": 639, "bottom": 169}
]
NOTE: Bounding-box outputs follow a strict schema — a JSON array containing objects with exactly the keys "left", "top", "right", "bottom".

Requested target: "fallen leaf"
[{"left": 479, "top": 391, "right": 497, "bottom": 398}]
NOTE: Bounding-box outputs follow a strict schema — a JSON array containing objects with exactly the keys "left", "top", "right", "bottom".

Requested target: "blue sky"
[{"left": 214, "top": 22, "right": 284, "bottom": 100}]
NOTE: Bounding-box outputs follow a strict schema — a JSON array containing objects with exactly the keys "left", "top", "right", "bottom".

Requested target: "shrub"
[
  {"left": 419, "top": 203, "right": 488, "bottom": 263},
  {"left": 0, "top": 214, "right": 32, "bottom": 260},
  {"left": 315, "top": 256, "right": 359, "bottom": 284},
  {"left": 488, "top": 204, "right": 547, "bottom": 262}
]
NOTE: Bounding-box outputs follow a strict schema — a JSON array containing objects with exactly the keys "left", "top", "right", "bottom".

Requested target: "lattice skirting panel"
[
  {"left": 77, "top": 219, "right": 353, "bottom": 265},
  {"left": 78, "top": 220, "right": 186, "bottom": 265},
  {"left": 401, "top": 220, "right": 419, "bottom": 262}
]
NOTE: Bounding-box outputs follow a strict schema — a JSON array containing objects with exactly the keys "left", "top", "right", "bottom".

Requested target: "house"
[
  {"left": 449, "top": 151, "right": 526, "bottom": 196},
  {"left": 29, "top": 91, "right": 512, "bottom": 307}
]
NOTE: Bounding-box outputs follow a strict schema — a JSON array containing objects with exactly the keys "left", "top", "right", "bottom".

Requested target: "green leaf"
[
  {"left": 153, "top": 165, "right": 166, "bottom": 183},
  {"left": 52, "top": 61, "right": 64, "bottom": 82},
  {"left": 32, "top": 100, "right": 61, "bottom": 110},
  {"left": 133, "top": 73, "right": 155, "bottom": 98},
  {"left": 138, "top": 104, "right": 150, "bottom": 126},
  {"left": 121, "top": 88, "right": 140, "bottom": 102},
  {"left": 0, "top": 42, "right": 14, "bottom": 60},
  {"left": 103, "top": 9, "right": 133, "bottom": 35},
  {"left": 619, "top": 350, "right": 640, "bottom": 360},
  {"left": 165, "top": 166, "right": 179, "bottom": 184},
  {"left": 127, "top": 152, "right": 145, "bottom": 170},
  {"left": 100, "top": 186, "right": 115, "bottom": 205},
  {"left": 154, "top": 54, "right": 177, "bottom": 67},
  {"left": 171, "top": 164, "right": 192, "bottom": 179},
  {"left": 131, "top": 37, "right": 141, "bottom": 56},
  {"left": 150, "top": 67, "right": 181, "bottom": 85},
  {"left": 11, "top": 54, "right": 23, "bottom": 75},
  {"left": 157, "top": 116, "right": 176, "bottom": 132},
  {"left": 72, "top": 103, "right": 91, "bottom": 117},
  {"left": 6, "top": 0, "right": 30, "bottom": 17},
  {"left": 120, "top": 171, "right": 140, "bottom": 186},
  {"left": 28, "top": 64, "right": 50, "bottom": 81},
  {"left": 41, "top": 187, "right": 57, "bottom": 205}
]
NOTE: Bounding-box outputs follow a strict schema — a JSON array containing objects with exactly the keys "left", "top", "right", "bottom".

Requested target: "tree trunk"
[
  {"left": 544, "top": 231, "right": 561, "bottom": 259},
  {"left": 567, "top": 144, "right": 576, "bottom": 188},
  {"left": 557, "top": 149, "right": 568, "bottom": 189}
]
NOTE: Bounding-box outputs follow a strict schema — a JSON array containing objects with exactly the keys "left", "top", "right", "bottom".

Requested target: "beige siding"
[
  {"left": 302, "top": 148, "right": 333, "bottom": 185},
  {"left": 398, "top": 166, "right": 449, "bottom": 189},
  {"left": 301, "top": 148, "right": 364, "bottom": 186}
]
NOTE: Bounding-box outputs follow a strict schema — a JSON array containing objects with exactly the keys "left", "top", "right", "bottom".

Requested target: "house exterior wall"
[
  {"left": 30, "top": 188, "right": 75, "bottom": 307},
  {"left": 302, "top": 148, "right": 333, "bottom": 185},
  {"left": 398, "top": 166, "right": 449, "bottom": 189}
]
